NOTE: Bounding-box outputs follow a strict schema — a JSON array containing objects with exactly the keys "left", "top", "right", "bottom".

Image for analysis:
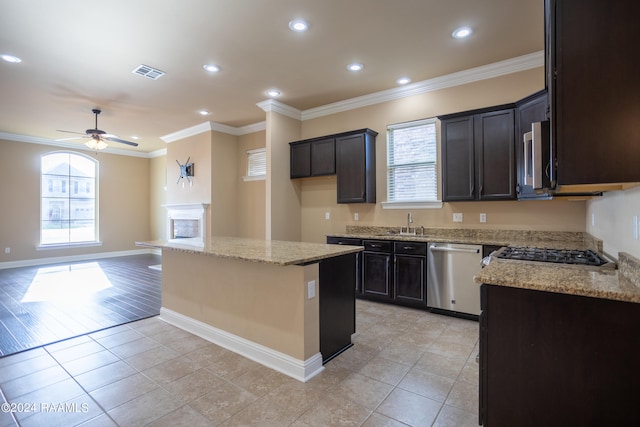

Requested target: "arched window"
[{"left": 40, "top": 152, "right": 98, "bottom": 246}]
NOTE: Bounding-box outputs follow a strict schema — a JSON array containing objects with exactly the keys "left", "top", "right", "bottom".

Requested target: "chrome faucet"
[{"left": 407, "top": 212, "right": 413, "bottom": 230}]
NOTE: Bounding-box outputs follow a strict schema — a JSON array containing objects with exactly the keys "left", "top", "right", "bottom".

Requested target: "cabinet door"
[
  {"left": 336, "top": 133, "right": 375, "bottom": 203},
  {"left": 516, "top": 91, "right": 549, "bottom": 199},
  {"left": 551, "top": 0, "right": 640, "bottom": 185},
  {"left": 290, "top": 142, "right": 310, "bottom": 178},
  {"left": 362, "top": 252, "right": 392, "bottom": 300},
  {"left": 394, "top": 254, "right": 426, "bottom": 308},
  {"left": 311, "top": 138, "right": 335, "bottom": 176},
  {"left": 441, "top": 116, "right": 475, "bottom": 201},
  {"left": 475, "top": 109, "right": 516, "bottom": 200}
]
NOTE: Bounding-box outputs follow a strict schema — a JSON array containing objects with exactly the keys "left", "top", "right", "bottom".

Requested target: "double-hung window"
[
  {"left": 40, "top": 152, "right": 98, "bottom": 246},
  {"left": 385, "top": 118, "right": 440, "bottom": 207}
]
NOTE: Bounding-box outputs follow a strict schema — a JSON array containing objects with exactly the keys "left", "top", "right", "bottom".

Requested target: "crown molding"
[
  {"left": 0, "top": 132, "right": 151, "bottom": 158},
  {"left": 256, "top": 99, "right": 302, "bottom": 120},
  {"left": 302, "top": 51, "right": 544, "bottom": 120}
]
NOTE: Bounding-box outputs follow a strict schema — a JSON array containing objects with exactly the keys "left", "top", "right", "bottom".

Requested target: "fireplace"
[{"left": 165, "top": 203, "right": 210, "bottom": 247}]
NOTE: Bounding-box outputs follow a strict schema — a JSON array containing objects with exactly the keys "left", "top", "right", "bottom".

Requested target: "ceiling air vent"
[{"left": 132, "top": 64, "right": 165, "bottom": 80}]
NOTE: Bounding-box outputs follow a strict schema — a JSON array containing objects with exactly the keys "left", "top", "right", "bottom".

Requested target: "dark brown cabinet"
[
  {"left": 440, "top": 106, "right": 516, "bottom": 201},
  {"left": 336, "top": 130, "right": 377, "bottom": 203},
  {"left": 361, "top": 240, "right": 392, "bottom": 301},
  {"left": 548, "top": 0, "right": 640, "bottom": 186},
  {"left": 480, "top": 283, "right": 640, "bottom": 426},
  {"left": 393, "top": 242, "right": 427, "bottom": 309},
  {"left": 290, "top": 129, "right": 377, "bottom": 203},
  {"left": 515, "top": 90, "right": 549, "bottom": 199},
  {"left": 325, "top": 236, "right": 362, "bottom": 293},
  {"left": 289, "top": 137, "right": 335, "bottom": 178}
]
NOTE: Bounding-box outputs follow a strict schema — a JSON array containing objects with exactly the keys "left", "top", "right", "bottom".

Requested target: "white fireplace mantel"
[{"left": 164, "top": 203, "right": 210, "bottom": 246}]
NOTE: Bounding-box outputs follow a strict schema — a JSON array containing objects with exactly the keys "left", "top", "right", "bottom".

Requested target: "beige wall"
[
  {"left": 210, "top": 131, "right": 238, "bottom": 236},
  {"left": 265, "top": 112, "right": 302, "bottom": 241},
  {"left": 162, "top": 249, "right": 319, "bottom": 360},
  {"left": 295, "top": 67, "right": 588, "bottom": 243},
  {"left": 149, "top": 155, "right": 167, "bottom": 240},
  {"left": 587, "top": 187, "right": 640, "bottom": 258},
  {"left": 237, "top": 131, "right": 267, "bottom": 239},
  {"left": 0, "top": 139, "right": 151, "bottom": 263},
  {"left": 165, "top": 132, "right": 212, "bottom": 206}
]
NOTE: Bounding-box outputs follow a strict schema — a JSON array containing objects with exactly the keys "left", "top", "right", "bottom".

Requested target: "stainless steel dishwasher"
[{"left": 427, "top": 243, "right": 482, "bottom": 316}]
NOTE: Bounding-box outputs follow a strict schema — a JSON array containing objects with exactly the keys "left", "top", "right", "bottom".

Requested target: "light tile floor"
[{"left": 0, "top": 300, "right": 479, "bottom": 426}]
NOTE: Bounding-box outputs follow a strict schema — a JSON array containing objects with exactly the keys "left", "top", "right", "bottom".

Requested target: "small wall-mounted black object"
[{"left": 176, "top": 157, "right": 195, "bottom": 185}]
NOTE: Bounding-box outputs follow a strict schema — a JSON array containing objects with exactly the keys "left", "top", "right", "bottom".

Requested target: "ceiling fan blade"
[
  {"left": 55, "top": 136, "right": 89, "bottom": 142},
  {"left": 57, "top": 129, "right": 87, "bottom": 135},
  {"left": 105, "top": 136, "right": 139, "bottom": 147}
]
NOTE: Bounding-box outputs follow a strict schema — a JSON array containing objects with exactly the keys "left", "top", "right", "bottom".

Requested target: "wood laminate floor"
[{"left": 0, "top": 254, "right": 161, "bottom": 357}]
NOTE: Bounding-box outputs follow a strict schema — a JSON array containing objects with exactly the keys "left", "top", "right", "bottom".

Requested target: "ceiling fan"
[{"left": 56, "top": 109, "right": 138, "bottom": 150}]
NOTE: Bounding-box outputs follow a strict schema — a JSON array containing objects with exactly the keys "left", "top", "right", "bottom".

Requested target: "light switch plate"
[
  {"left": 479, "top": 213, "right": 487, "bottom": 223},
  {"left": 325, "top": 212, "right": 330, "bottom": 220},
  {"left": 307, "top": 280, "right": 316, "bottom": 299}
]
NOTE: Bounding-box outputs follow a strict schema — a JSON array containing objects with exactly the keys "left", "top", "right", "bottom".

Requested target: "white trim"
[
  {"left": 302, "top": 51, "right": 544, "bottom": 120},
  {"left": 256, "top": 99, "right": 303, "bottom": 120},
  {"left": 161, "top": 121, "right": 215, "bottom": 143},
  {"left": 37, "top": 241, "right": 103, "bottom": 251},
  {"left": 159, "top": 308, "right": 324, "bottom": 383},
  {"left": 160, "top": 121, "right": 267, "bottom": 143},
  {"left": 0, "top": 132, "right": 151, "bottom": 158},
  {"left": 148, "top": 148, "right": 167, "bottom": 158},
  {"left": 243, "top": 175, "right": 266, "bottom": 182},
  {"left": 0, "top": 248, "right": 156, "bottom": 270},
  {"left": 381, "top": 201, "right": 444, "bottom": 209}
]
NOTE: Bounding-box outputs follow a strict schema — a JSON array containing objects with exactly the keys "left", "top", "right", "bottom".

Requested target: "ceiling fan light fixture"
[{"left": 85, "top": 138, "right": 108, "bottom": 151}]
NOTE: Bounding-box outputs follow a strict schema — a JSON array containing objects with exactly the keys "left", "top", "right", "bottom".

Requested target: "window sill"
[
  {"left": 242, "top": 175, "right": 266, "bottom": 182},
  {"left": 381, "top": 201, "right": 443, "bottom": 210},
  {"left": 37, "top": 241, "right": 103, "bottom": 251}
]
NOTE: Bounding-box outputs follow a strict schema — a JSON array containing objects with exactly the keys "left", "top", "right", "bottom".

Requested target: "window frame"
[
  {"left": 243, "top": 148, "right": 267, "bottom": 181},
  {"left": 382, "top": 118, "right": 442, "bottom": 209},
  {"left": 38, "top": 151, "right": 101, "bottom": 249}
]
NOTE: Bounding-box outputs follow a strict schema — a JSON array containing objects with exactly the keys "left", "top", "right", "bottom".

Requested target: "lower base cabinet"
[
  {"left": 480, "top": 284, "right": 640, "bottom": 426},
  {"left": 393, "top": 242, "right": 427, "bottom": 308},
  {"left": 362, "top": 240, "right": 393, "bottom": 301}
]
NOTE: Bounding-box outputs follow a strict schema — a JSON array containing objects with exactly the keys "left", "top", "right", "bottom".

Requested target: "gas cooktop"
[{"left": 495, "top": 246, "right": 610, "bottom": 267}]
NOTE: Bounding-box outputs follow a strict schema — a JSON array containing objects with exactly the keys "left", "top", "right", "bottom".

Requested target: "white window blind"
[
  {"left": 245, "top": 148, "right": 266, "bottom": 181},
  {"left": 387, "top": 118, "right": 438, "bottom": 202}
]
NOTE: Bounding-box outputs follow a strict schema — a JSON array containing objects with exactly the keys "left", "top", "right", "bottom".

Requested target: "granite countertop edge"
[{"left": 136, "top": 238, "right": 363, "bottom": 266}]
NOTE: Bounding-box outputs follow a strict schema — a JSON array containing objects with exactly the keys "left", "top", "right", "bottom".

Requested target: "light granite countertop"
[
  {"left": 136, "top": 237, "right": 363, "bottom": 266},
  {"left": 329, "top": 226, "right": 603, "bottom": 252}
]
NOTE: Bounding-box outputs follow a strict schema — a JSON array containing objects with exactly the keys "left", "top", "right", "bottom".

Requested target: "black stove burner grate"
[{"left": 496, "top": 246, "right": 607, "bottom": 266}]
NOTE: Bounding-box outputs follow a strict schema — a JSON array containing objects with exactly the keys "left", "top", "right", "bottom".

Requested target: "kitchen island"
[
  {"left": 137, "top": 237, "right": 363, "bottom": 382},
  {"left": 474, "top": 253, "right": 640, "bottom": 426}
]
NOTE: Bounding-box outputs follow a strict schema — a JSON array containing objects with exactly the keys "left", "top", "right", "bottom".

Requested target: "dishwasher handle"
[{"left": 429, "top": 245, "right": 480, "bottom": 254}]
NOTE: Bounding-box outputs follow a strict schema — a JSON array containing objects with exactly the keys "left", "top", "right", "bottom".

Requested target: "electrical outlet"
[
  {"left": 354, "top": 212, "right": 359, "bottom": 221},
  {"left": 479, "top": 213, "right": 487, "bottom": 223},
  {"left": 325, "top": 212, "right": 330, "bottom": 220},
  {"left": 453, "top": 213, "right": 463, "bottom": 223},
  {"left": 4, "top": 247, "right": 9, "bottom": 254},
  {"left": 307, "top": 280, "right": 316, "bottom": 299}
]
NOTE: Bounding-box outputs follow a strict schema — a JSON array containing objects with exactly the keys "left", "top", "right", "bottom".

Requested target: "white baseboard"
[
  {"left": 0, "top": 248, "right": 159, "bottom": 270},
  {"left": 159, "top": 307, "right": 324, "bottom": 383}
]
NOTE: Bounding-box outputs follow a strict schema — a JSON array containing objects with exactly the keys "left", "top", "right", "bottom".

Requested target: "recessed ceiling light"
[
  {"left": 288, "top": 19, "right": 309, "bottom": 32},
  {"left": 347, "top": 63, "right": 364, "bottom": 72},
  {"left": 452, "top": 26, "right": 473, "bottom": 39},
  {"left": 396, "top": 77, "right": 411, "bottom": 85},
  {"left": 1, "top": 54, "right": 22, "bottom": 63},
  {"left": 203, "top": 64, "right": 220, "bottom": 73},
  {"left": 199, "top": 110, "right": 210, "bottom": 116},
  {"left": 131, "top": 136, "right": 140, "bottom": 140},
  {"left": 266, "top": 89, "right": 281, "bottom": 98}
]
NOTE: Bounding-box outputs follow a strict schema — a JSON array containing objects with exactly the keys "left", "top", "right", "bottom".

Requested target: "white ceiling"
[{"left": 0, "top": 0, "right": 543, "bottom": 153}]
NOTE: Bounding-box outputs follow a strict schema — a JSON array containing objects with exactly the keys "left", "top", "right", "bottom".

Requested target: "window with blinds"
[
  {"left": 386, "top": 118, "right": 438, "bottom": 203},
  {"left": 245, "top": 148, "right": 266, "bottom": 181}
]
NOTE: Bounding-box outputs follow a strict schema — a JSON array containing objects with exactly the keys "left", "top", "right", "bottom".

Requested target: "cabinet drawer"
[
  {"left": 363, "top": 240, "right": 392, "bottom": 253},
  {"left": 326, "top": 236, "right": 362, "bottom": 246},
  {"left": 394, "top": 242, "right": 427, "bottom": 256}
]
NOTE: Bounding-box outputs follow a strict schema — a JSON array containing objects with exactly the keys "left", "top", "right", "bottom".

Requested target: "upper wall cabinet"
[
  {"left": 439, "top": 106, "right": 516, "bottom": 201},
  {"left": 290, "top": 129, "right": 377, "bottom": 204},
  {"left": 548, "top": 0, "right": 640, "bottom": 186},
  {"left": 290, "top": 137, "right": 335, "bottom": 178}
]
